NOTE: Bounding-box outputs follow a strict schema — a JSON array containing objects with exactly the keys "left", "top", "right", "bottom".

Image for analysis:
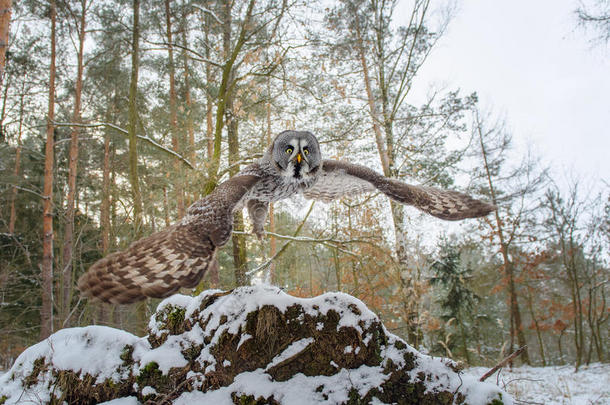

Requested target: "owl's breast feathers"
[{"left": 239, "top": 161, "right": 318, "bottom": 203}]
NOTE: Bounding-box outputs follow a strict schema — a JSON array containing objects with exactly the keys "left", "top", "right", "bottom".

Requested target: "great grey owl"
[{"left": 78, "top": 130, "right": 495, "bottom": 304}]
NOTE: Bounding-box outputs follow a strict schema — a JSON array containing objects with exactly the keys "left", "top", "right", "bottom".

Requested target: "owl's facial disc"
[
  {"left": 272, "top": 130, "right": 321, "bottom": 182},
  {"left": 287, "top": 138, "right": 315, "bottom": 180}
]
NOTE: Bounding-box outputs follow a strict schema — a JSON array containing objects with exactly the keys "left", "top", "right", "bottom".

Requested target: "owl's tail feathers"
[
  {"left": 383, "top": 180, "right": 496, "bottom": 221},
  {"left": 77, "top": 229, "right": 214, "bottom": 304}
]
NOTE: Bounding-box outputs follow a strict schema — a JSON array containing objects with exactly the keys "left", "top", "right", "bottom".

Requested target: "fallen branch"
[
  {"left": 479, "top": 345, "right": 527, "bottom": 382},
  {"left": 51, "top": 121, "right": 195, "bottom": 170}
]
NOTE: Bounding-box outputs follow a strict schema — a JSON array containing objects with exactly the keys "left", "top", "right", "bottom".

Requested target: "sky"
[{"left": 404, "top": 0, "right": 610, "bottom": 188}]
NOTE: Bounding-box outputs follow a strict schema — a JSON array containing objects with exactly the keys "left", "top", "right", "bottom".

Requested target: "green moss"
[
  {"left": 166, "top": 306, "right": 186, "bottom": 334},
  {"left": 120, "top": 345, "right": 134, "bottom": 364},
  {"left": 230, "top": 393, "right": 279, "bottom": 405},
  {"left": 0, "top": 395, "right": 7, "bottom": 404},
  {"left": 347, "top": 387, "right": 364, "bottom": 404},
  {"left": 136, "top": 362, "right": 170, "bottom": 392}
]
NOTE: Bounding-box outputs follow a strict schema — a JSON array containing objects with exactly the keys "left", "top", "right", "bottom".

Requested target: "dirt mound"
[{"left": 0, "top": 286, "right": 510, "bottom": 404}]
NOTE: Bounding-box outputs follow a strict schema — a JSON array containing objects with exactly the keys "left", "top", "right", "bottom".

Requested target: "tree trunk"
[
  {"left": 0, "top": 0, "right": 11, "bottom": 93},
  {"left": 98, "top": 109, "right": 112, "bottom": 325},
  {"left": 202, "top": 0, "right": 256, "bottom": 196},
  {"left": 101, "top": 105, "right": 113, "bottom": 258},
  {"left": 181, "top": 10, "right": 196, "bottom": 204},
  {"left": 204, "top": 10, "right": 213, "bottom": 161},
  {"left": 128, "top": 0, "right": 143, "bottom": 238},
  {"left": 526, "top": 285, "right": 546, "bottom": 366},
  {"left": 266, "top": 91, "right": 276, "bottom": 283},
  {"left": 351, "top": 3, "right": 418, "bottom": 343},
  {"left": 227, "top": 98, "right": 248, "bottom": 285},
  {"left": 8, "top": 74, "right": 24, "bottom": 234},
  {"left": 40, "top": 0, "right": 57, "bottom": 340},
  {"left": 181, "top": 4, "right": 196, "bottom": 173},
  {"left": 0, "top": 65, "right": 8, "bottom": 143},
  {"left": 352, "top": 11, "right": 389, "bottom": 174},
  {"left": 477, "top": 122, "right": 530, "bottom": 365},
  {"left": 61, "top": 0, "right": 87, "bottom": 326},
  {"left": 164, "top": 0, "right": 185, "bottom": 219},
  {"left": 223, "top": 0, "right": 248, "bottom": 286}
]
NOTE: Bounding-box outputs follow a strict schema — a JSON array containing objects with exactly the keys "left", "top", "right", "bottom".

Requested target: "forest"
[{"left": 0, "top": 0, "right": 608, "bottom": 377}]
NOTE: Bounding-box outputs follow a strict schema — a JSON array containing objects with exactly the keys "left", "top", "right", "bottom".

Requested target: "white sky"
[{"left": 405, "top": 0, "right": 610, "bottom": 186}]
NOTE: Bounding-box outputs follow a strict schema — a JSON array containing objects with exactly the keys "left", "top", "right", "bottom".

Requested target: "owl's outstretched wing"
[
  {"left": 304, "top": 160, "right": 495, "bottom": 220},
  {"left": 78, "top": 174, "right": 261, "bottom": 304}
]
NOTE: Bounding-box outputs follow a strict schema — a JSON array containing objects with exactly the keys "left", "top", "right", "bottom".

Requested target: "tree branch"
[
  {"left": 51, "top": 121, "right": 195, "bottom": 169},
  {"left": 192, "top": 4, "right": 222, "bottom": 25},
  {"left": 479, "top": 345, "right": 527, "bottom": 382}
]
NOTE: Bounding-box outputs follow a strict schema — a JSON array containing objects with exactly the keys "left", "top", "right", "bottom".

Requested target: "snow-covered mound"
[{"left": 0, "top": 286, "right": 511, "bottom": 404}]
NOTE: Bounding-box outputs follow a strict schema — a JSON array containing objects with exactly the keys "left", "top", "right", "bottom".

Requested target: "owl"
[{"left": 78, "top": 130, "right": 495, "bottom": 304}]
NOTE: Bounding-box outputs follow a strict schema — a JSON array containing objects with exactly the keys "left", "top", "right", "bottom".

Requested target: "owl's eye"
[
  {"left": 303, "top": 147, "right": 310, "bottom": 155},
  {"left": 285, "top": 147, "right": 293, "bottom": 155}
]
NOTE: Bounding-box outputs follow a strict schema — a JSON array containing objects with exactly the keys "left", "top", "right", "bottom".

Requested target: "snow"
[
  {"left": 173, "top": 366, "right": 390, "bottom": 405},
  {"left": 0, "top": 286, "right": 518, "bottom": 404},
  {"left": 267, "top": 338, "right": 314, "bottom": 370},
  {"left": 141, "top": 386, "right": 157, "bottom": 397},
  {"left": 0, "top": 326, "right": 147, "bottom": 404},
  {"left": 464, "top": 363, "right": 610, "bottom": 405},
  {"left": 99, "top": 397, "right": 140, "bottom": 405}
]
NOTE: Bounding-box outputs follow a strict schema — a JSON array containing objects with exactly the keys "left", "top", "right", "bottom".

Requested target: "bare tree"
[
  {"left": 61, "top": 0, "right": 90, "bottom": 327},
  {"left": 471, "top": 109, "right": 549, "bottom": 365},
  {"left": 164, "top": 0, "right": 185, "bottom": 218},
  {"left": 128, "top": 0, "right": 143, "bottom": 238},
  {"left": 41, "top": 0, "right": 57, "bottom": 340},
  {"left": 576, "top": 0, "right": 610, "bottom": 45},
  {"left": 542, "top": 182, "right": 609, "bottom": 369},
  {"left": 325, "top": 0, "right": 473, "bottom": 345}
]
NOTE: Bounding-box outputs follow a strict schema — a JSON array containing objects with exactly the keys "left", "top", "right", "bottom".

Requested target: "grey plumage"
[{"left": 78, "top": 130, "right": 495, "bottom": 304}]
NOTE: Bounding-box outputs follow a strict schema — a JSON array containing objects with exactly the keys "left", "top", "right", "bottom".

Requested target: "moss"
[
  {"left": 0, "top": 395, "right": 7, "bottom": 404},
  {"left": 347, "top": 387, "right": 365, "bottom": 404},
  {"left": 394, "top": 339, "right": 407, "bottom": 350},
  {"left": 165, "top": 306, "right": 186, "bottom": 335},
  {"left": 230, "top": 393, "right": 279, "bottom": 405},
  {"left": 488, "top": 393, "right": 504, "bottom": 405},
  {"left": 120, "top": 345, "right": 134, "bottom": 364},
  {"left": 149, "top": 304, "right": 189, "bottom": 347},
  {"left": 181, "top": 343, "right": 203, "bottom": 362},
  {"left": 136, "top": 362, "right": 170, "bottom": 393}
]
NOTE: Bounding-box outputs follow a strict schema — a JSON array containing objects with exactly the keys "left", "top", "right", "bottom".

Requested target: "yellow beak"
[{"left": 296, "top": 152, "right": 302, "bottom": 164}]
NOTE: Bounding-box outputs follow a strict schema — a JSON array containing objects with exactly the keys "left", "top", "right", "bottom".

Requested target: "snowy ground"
[
  {"left": 464, "top": 363, "right": 610, "bottom": 405},
  {"left": 0, "top": 363, "right": 608, "bottom": 404}
]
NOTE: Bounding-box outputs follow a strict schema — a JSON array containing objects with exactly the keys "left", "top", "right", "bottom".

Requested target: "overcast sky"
[{"left": 404, "top": 0, "right": 609, "bottom": 188}]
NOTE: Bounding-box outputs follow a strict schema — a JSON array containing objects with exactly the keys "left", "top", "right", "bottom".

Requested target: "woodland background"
[{"left": 0, "top": 0, "right": 608, "bottom": 373}]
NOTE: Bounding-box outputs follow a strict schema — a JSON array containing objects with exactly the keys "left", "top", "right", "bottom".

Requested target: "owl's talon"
[{"left": 253, "top": 228, "right": 266, "bottom": 241}]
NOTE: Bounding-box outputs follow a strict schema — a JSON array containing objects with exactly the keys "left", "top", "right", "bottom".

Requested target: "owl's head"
[{"left": 269, "top": 130, "right": 321, "bottom": 181}]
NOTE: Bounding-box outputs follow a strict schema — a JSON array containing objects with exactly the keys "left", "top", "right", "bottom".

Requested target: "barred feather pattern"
[
  {"left": 79, "top": 132, "right": 495, "bottom": 305},
  {"left": 77, "top": 174, "right": 261, "bottom": 304},
  {"left": 304, "top": 160, "right": 495, "bottom": 220}
]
